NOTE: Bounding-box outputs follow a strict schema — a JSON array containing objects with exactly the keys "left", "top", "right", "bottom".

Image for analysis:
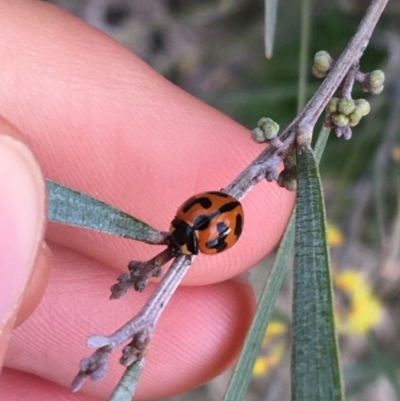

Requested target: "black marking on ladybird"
[
  {"left": 201, "top": 201, "right": 241, "bottom": 222},
  {"left": 182, "top": 196, "right": 212, "bottom": 212},
  {"left": 206, "top": 237, "right": 228, "bottom": 252},
  {"left": 219, "top": 201, "right": 241, "bottom": 214},
  {"left": 205, "top": 222, "right": 230, "bottom": 252},
  {"left": 193, "top": 214, "right": 211, "bottom": 230},
  {"left": 169, "top": 218, "right": 198, "bottom": 254},
  {"left": 216, "top": 221, "right": 230, "bottom": 236},
  {"left": 235, "top": 214, "right": 243, "bottom": 237}
]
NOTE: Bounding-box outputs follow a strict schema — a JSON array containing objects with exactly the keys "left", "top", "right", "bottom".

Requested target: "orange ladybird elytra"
[{"left": 169, "top": 191, "right": 244, "bottom": 255}]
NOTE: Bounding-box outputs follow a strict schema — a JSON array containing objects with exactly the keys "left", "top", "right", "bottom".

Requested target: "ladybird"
[{"left": 169, "top": 191, "right": 244, "bottom": 255}]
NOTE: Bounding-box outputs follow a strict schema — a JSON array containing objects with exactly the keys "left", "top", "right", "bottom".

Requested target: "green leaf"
[
  {"left": 292, "top": 145, "right": 343, "bottom": 401},
  {"left": 108, "top": 360, "right": 145, "bottom": 401},
  {"left": 343, "top": 361, "right": 381, "bottom": 396},
  {"left": 264, "top": 0, "right": 278, "bottom": 58},
  {"left": 297, "top": 0, "right": 312, "bottom": 112},
  {"left": 366, "top": 333, "right": 400, "bottom": 400},
  {"left": 223, "top": 126, "right": 330, "bottom": 401},
  {"left": 47, "top": 180, "right": 165, "bottom": 244},
  {"left": 223, "top": 211, "right": 295, "bottom": 401},
  {"left": 314, "top": 124, "right": 330, "bottom": 163}
]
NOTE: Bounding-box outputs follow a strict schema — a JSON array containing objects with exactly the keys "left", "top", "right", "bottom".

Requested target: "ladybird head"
[{"left": 169, "top": 217, "right": 199, "bottom": 255}]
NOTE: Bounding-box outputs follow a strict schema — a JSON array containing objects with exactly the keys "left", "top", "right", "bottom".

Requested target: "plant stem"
[
  {"left": 225, "top": 0, "right": 388, "bottom": 200},
  {"left": 74, "top": 0, "right": 389, "bottom": 394}
]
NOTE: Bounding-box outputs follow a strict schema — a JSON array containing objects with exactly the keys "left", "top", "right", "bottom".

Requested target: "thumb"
[{"left": 0, "top": 120, "right": 46, "bottom": 366}]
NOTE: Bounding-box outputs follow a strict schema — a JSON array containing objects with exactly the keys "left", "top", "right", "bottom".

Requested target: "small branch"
[
  {"left": 71, "top": 254, "right": 193, "bottom": 391},
  {"left": 225, "top": 0, "right": 388, "bottom": 200},
  {"left": 303, "top": 0, "right": 387, "bottom": 126},
  {"left": 73, "top": 0, "right": 388, "bottom": 395},
  {"left": 149, "top": 231, "right": 170, "bottom": 246},
  {"left": 110, "top": 248, "right": 176, "bottom": 296},
  {"left": 341, "top": 63, "right": 358, "bottom": 99}
]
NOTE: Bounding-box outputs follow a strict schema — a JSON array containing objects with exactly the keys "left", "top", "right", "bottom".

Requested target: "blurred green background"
[{"left": 45, "top": 1, "right": 400, "bottom": 400}]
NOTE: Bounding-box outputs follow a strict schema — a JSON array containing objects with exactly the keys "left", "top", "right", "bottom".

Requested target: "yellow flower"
[
  {"left": 327, "top": 222, "right": 345, "bottom": 247},
  {"left": 253, "top": 320, "right": 288, "bottom": 377},
  {"left": 334, "top": 269, "right": 382, "bottom": 335},
  {"left": 253, "top": 343, "right": 286, "bottom": 377},
  {"left": 262, "top": 320, "right": 287, "bottom": 345}
]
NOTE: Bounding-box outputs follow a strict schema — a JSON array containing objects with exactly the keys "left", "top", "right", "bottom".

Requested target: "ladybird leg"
[{"left": 110, "top": 248, "right": 176, "bottom": 296}]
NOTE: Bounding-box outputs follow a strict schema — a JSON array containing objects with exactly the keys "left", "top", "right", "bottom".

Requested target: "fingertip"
[
  {"left": 0, "top": 120, "right": 46, "bottom": 365},
  {"left": 0, "top": 0, "right": 295, "bottom": 288},
  {"left": 0, "top": 368, "right": 100, "bottom": 401},
  {"left": 14, "top": 245, "right": 51, "bottom": 327}
]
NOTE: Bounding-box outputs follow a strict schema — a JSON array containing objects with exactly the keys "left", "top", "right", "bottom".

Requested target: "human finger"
[
  {"left": 0, "top": 368, "right": 100, "bottom": 401},
  {"left": 0, "top": 119, "right": 48, "bottom": 365},
  {"left": 5, "top": 243, "right": 255, "bottom": 400},
  {"left": 0, "top": 0, "right": 295, "bottom": 286}
]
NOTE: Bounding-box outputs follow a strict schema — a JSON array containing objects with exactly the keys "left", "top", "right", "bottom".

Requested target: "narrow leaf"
[
  {"left": 47, "top": 180, "right": 165, "bottom": 244},
  {"left": 264, "top": 0, "right": 278, "bottom": 58},
  {"left": 109, "top": 360, "right": 145, "bottom": 401},
  {"left": 297, "top": 0, "right": 312, "bottom": 112},
  {"left": 314, "top": 124, "right": 330, "bottom": 163},
  {"left": 223, "top": 213, "right": 294, "bottom": 401},
  {"left": 344, "top": 361, "right": 380, "bottom": 396},
  {"left": 223, "top": 126, "right": 330, "bottom": 401},
  {"left": 367, "top": 333, "right": 400, "bottom": 400},
  {"left": 292, "top": 145, "right": 343, "bottom": 401}
]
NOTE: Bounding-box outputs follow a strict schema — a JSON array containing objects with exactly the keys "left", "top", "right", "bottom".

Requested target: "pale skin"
[{"left": 0, "top": 1, "right": 295, "bottom": 400}]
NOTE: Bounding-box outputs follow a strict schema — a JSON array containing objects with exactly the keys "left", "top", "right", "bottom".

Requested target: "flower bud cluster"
[
  {"left": 277, "top": 166, "right": 297, "bottom": 191},
  {"left": 312, "top": 50, "right": 384, "bottom": 139},
  {"left": 362, "top": 70, "right": 385, "bottom": 95},
  {"left": 251, "top": 117, "right": 280, "bottom": 143},
  {"left": 326, "top": 97, "right": 370, "bottom": 129},
  {"left": 277, "top": 156, "right": 297, "bottom": 192}
]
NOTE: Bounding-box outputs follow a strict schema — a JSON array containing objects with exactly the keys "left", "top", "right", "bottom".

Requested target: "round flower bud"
[
  {"left": 277, "top": 167, "right": 297, "bottom": 191},
  {"left": 251, "top": 127, "right": 267, "bottom": 143},
  {"left": 354, "top": 99, "right": 370, "bottom": 116},
  {"left": 312, "top": 66, "right": 327, "bottom": 78},
  {"left": 368, "top": 70, "right": 385, "bottom": 89},
  {"left": 257, "top": 117, "right": 280, "bottom": 140},
  {"left": 348, "top": 109, "right": 363, "bottom": 127},
  {"left": 370, "top": 85, "right": 384, "bottom": 95},
  {"left": 314, "top": 51, "right": 333, "bottom": 73},
  {"left": 331, "top": 113, "right": 349, "bottom": 128},
  {"left": 284, "top": 178, "right": 297, "bottom": 192},
  {"left": 277, "top": 173, "right": 285, "bottom": 188},
  {"left": 338, "top": 99, "right": 355, "bottom": 116},
  {"left": 326, "top": 97, "right": 339, "bottom": 114}
]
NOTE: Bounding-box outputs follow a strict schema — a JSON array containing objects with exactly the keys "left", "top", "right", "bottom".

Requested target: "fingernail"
[{"left": 0, "top": 135, "right": 45, "bottom": 356}]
